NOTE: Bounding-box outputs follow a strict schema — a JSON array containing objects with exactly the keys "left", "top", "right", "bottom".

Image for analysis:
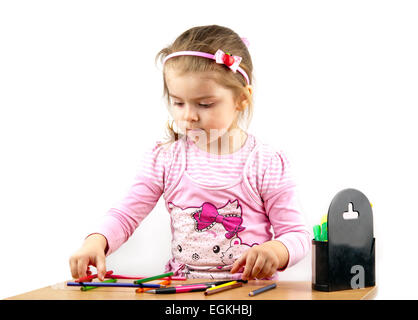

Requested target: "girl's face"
[{"left": 165, "top": 68, "right": 247, "bottom": 153}]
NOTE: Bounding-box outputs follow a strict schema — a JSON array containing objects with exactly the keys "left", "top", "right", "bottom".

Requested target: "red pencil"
[{"left": 76, "top": 270, "right": 113, "bottom": 282}]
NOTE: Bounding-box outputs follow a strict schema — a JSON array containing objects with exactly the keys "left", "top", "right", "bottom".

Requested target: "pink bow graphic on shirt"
[
  {"left": 192, "top": 202, "right": 245, "bottom": 239},
  {"left": 214, "top": 49, "right": 243, "bottom": 73}
]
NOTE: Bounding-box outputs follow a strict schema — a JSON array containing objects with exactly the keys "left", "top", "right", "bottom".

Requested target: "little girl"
[{"left": 69, "top": 25, "right": 311, "bottom": 281}]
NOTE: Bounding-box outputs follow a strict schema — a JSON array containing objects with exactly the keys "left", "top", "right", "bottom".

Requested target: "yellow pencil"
[
  {"left": 204, "top": 282, "right": 243, "bottom": 296},
  {"left": 205, "top": 280, "right": 237, "bottom": 292}
]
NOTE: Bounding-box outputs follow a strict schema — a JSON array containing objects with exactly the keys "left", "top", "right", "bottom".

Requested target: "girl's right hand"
[{"left": 69, "top": 233, "right": 108, "bottom": 281}]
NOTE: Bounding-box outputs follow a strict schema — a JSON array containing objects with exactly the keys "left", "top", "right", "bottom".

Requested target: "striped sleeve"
[
  {"left": 90, "top": 141, "right": 172, "bottom": 256},
  {"left": 259, "top": 150, "right": 311, "bottom": 269}
]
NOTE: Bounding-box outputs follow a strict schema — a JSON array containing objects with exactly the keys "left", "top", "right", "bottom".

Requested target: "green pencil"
[
  {"left": 134, "top": 272, "right": 174, "bottom": 284},
  {"left": 321, "top": 222, "right": 328, "bottom": 241},
  {"left": 81, "top": 278, "right": 117, "bottom": 291},
  {"left": 313, "top": 225, "right": 321, "bottom": 241}
]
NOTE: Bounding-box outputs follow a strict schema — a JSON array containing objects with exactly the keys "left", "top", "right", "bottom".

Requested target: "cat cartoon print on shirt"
[{"left": 168, "top": 199, "right": 257, "bottom": 278}]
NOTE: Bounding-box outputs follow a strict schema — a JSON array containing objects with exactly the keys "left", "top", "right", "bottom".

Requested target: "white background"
[{"left": 1, "top": 0, "right": 417, "bottom": 300}]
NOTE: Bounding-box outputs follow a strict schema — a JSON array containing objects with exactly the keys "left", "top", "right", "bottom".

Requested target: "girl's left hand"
[{"left": 230, "top": 241, "right": 288, "bottom": 280}]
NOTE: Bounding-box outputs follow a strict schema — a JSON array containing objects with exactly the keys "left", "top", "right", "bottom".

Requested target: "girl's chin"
[{"left": 183, "top": 128, "right": 230, "bottom": 145}]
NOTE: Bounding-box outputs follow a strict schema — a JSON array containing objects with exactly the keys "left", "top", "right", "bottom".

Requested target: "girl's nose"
[{"left": 183, "top": 104, "right": 198, "bottom": 122}]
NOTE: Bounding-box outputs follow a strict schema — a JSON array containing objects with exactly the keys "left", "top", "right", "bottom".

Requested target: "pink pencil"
[
  {"left": 106, "top": 274, "right": 186, "bottom": 281},
  {"left": 146, "top": 284, "right": 211, "bottom": 294}
]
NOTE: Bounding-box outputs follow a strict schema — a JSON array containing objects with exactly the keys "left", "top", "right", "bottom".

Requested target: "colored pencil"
[
  {"left": 76, "top": 270, "right": 114, "bottom": 282},
  {"left": 134, "top": 272, "right": 174, "bottom": 284},
  {"left": 107, "top": 274, "right": 186, "bottom": 281},
  {"left": 146, "top": 284, "right": 213, "bottom": 294},
  {"left": 248, "top": 283, "right": 277, "bottom": 296},
  {"left": 173, "top": 280, "right": 233, "bottom": 287},
  {"left": 171, "top": 279, "right": 247, "bottom": 288},
  {"left": 136, "top": 280, "right": 232, "bottom": 294},
  {"left": 205, "top": 280, "right": 237, "bottom": 292},
  {"left": 77, "top": 278, "right": 117, "bottom": 291},
  {"left": 204, "top": 282, "right": 243, "bottom": 295},
  {"left": 67, "top": 281, "right": 166, "bottom": 288},
  {"left": 136, "top": 280, "right": 171, "bottom": 293}
]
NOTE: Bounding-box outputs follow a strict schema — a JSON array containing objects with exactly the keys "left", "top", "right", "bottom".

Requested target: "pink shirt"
[{"left": 92, "top": 133, "right": 311, "bottom": 279}]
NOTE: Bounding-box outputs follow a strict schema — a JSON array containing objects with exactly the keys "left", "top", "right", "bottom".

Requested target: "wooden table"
[{"left": 5, "top": 279, "right": 377, "bottom": 300}]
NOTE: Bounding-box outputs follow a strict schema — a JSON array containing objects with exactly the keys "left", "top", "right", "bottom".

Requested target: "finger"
[
  {"left": 95, "top": 255, "right": 107, "bottom": 281},
  {"left": 258, "top": 261, "right": 274, "bottom": 279},
  {"left": 250, "top": 256, "right": 267, "bottom": 279},
  {"left": 77, "top": 257, "right": 89, "bottom": 280},
  {"left": 268, "top": 264, "right": 278, "bottom": 278},
  {"left": 266, "top": 256, "right": 280, "bottom": 277},
  {"left": 230, "top": 252, "right": 247, "bottom": 274},
  {"left": 242, "top": 252, "right": 257, "bottom": 280},
  {"left": 69, "top": 256, "right": 78, "bottom": 279}
]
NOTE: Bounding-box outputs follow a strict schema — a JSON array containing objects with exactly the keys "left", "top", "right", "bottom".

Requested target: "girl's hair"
[{"left": 155, "top": 25, "right": 254, "bottom": 147}]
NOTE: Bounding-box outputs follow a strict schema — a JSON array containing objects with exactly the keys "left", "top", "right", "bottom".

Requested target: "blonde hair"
[{"left": 155, "top": 25, "right": 254, "bottom": 147}]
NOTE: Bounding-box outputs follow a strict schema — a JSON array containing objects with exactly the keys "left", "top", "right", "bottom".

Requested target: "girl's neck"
[{"left": 193, "top": 128, "right": 248, "bottom": 156}]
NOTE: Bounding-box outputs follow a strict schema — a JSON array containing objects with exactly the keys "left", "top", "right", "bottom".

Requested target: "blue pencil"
[
  {"left": 66, "top": 281, "right": 164, "bottom": 288},
  {"left": 248, "top": 283, "right": 277, "bottom": 296}
]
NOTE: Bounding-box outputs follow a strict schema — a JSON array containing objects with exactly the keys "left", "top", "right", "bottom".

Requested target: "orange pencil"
[{"left": 136, "top": 279, "right": 171, "bottom": 293}]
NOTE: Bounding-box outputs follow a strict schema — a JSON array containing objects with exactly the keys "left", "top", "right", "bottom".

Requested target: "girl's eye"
[
  {"left": 172, "top": 102, "right": 213, "bottom": 108},
  {"left": 199, "top": 103, "right": 213, "bottom": 108}
]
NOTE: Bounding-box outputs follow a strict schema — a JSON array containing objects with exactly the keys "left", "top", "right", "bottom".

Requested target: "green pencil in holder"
[{"left": 321, "top": 222, "right": 328, "bottom": 241}]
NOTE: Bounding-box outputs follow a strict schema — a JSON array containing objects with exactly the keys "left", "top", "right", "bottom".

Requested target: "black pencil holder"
[{"left": 312, "top": 188, "right": 376, "bottom": 292}]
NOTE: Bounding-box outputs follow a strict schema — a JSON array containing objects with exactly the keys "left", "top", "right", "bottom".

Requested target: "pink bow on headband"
[{"left": 214, "top": 49, "right": 243, "bottom": 73}]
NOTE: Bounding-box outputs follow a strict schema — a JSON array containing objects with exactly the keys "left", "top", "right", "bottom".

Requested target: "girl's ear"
[{"left": 236, "top": 85, "right": 253, "bottom": 111}]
